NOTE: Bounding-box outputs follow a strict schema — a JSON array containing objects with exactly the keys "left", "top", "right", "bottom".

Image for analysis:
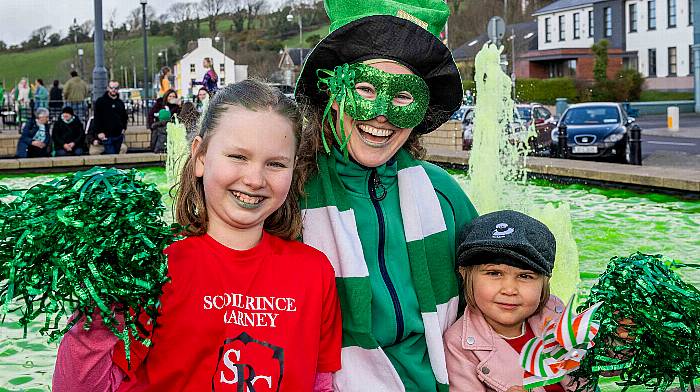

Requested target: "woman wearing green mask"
[{"left": 294, "top": 0, "right": 478, "bottom": 390}]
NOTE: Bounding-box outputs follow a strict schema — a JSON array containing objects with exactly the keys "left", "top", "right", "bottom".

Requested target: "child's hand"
[{"left": 506, "top": 386, "right": 527, "bottom": 392}]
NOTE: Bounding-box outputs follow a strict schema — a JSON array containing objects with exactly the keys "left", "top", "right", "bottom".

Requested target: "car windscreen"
[
  {"left": 562, "top": 106, "right": 620, "bottom": 125},
  {"left": 450, "top": 107, "right": 467, "bottom": 121},
  {"left": 516, "top": 107, "right": 532, "bottom": 121}
]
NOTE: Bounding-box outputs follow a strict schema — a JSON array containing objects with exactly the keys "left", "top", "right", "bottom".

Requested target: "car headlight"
[{"left": 603, "top": 132, "right": 625, "bottom": 143}]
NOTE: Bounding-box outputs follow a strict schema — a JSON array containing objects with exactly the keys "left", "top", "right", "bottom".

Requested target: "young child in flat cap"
[{"left": 444, "top": 210, "right": 575, "bottom": 392}]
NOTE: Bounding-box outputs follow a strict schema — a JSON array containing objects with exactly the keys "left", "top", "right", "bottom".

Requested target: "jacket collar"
[{"left": 460, "top": 295, "right": 564, "bottom": 351}]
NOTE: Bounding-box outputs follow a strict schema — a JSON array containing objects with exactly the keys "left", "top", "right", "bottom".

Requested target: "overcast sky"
[{"left": 0, "top": 0, "right": 177, "bottom": 46}]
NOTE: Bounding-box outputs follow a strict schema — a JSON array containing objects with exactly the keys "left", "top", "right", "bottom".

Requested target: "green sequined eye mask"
[{"left": 316, "top": 62, "right": 430, "bottom": 155}]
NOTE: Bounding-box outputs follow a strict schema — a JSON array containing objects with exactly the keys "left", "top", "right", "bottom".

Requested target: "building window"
[
  {"left": 220, "top": 78, "right": 225, "bottom": 85},
  {"left": 648, "top": 0, "right": 656, "bottom": 29},
  {"left": 604, "top": 7, "right": 613, "bottom": 37},
  {"left": 668, "top": 47, "right": 677, "bottom": 75},
  {"left": 648, "top": 48, "right": 657, "bottom": 76},
  {"left": 623, "top": 56, "right": 639, "bottom": 70},
  {"left": 545, "top": 17, "right": 552, "bottom": 42},
  {"left": 559, "top": 15, "right": 566, "bottom": 40},
  {"left": 668, "top": 0, "right": 677, "bottom": 27},
  {"left": 190, "top": 64, "right": 196, "bottom": 73},
  {"left": 219, "top": 63, "right": 225, "bottom": 72},
  {"left": 690, "top": 45, "right": 695, "bottom": 74},
  {"left": 588, "top": 10, "right": 594, "bottom": 37},
  {"left": 690, "top": 0, "right": 694, "bottom": 25},
  {"left": 573, "top": 13, "right": 581, "bottom": 38},
  {"left": 629, "top": 4, "right": 638, "bottom": 32}
]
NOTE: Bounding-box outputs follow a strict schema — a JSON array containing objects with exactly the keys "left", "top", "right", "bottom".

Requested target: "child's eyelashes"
[
  {"left": 227, "top": 154, "right": 246, "bottom": 161},
  {"left": 268, "top": 161, "right": 288, "bottom": 169}
]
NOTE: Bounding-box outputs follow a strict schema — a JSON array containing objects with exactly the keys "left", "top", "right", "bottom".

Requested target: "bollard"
[
  {"left": 667, "top": 106, "right": 680, "bottom": 131},
  {"left": 629, "top": 124, "right": 642, "bottom": 165},
  {"left": 558, "top": 124, "right": 568, "bottom": 158},
  {"left": 555, "top": 98, "right": 569, "bottom": 117}
]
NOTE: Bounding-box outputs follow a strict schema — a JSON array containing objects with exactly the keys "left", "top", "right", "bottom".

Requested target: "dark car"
[
  {"left": 552, "top": 102, "right": 636, "bottom": 163},
  {"left": 516, "top": 103, "right": 556, "bottom": 155}
]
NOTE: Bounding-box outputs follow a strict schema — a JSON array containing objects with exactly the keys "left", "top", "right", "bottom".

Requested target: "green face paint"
[{"left": 316, "top": 62, "right": 430, "bottom": 155}]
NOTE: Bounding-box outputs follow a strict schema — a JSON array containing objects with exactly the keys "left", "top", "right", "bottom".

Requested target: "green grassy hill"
[
  {"left": 0, "top": 20, "right": 330, "bottom": 90},
  {"left": 0, "top": 36, "right": 175, "bottom": 89}
]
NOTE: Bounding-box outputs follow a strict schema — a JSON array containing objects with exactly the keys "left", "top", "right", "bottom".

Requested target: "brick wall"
[{"left": 421, "top": 121, "right": 462, "bottom": 151}]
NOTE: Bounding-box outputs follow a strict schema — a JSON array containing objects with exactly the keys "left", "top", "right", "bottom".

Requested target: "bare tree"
[
  {"left": 200, "top": 0, "right": 227, "bottom": 34},
  {"left": 244, "top": 0, "right": 266, "bottom": 30},
  {"left": 168, "top": 2, "right": 198, "bottom": 24},
  {"left": 106, "top": 9, "right": 131, "bottom": 81},
  {"left": 33, "top": 25, "right": 52, "bottom": 45},
  {"left": 128, "top": 5, "right": 156, "bottom": 31}
]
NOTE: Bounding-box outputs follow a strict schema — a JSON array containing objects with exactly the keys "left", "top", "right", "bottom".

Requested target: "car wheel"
[{"left": 616, "top": 136, "right": 631, "bottom": 164}]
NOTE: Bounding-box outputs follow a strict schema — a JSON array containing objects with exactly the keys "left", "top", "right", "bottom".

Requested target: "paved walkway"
[
  {"left": 636, "top": 113, "right": 700, "bottom": 139},
  {"left": 426, "top": 148, "right": 700, "bottom": 193}
]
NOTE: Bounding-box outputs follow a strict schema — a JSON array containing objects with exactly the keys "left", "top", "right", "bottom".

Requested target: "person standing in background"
[
  {"left": 93, "top": 81, "right": 127, "bottom": 155},
  {"left": 34, "top": 79, "right": 49, "bottom": 110},
  {"left": 49, "top": 80, "right": 64, "bottom": 121},
  {"left": 158, "top": 67, "right": 172, "bottom": 97},
  {"left": 192, "top": 58, "right": 218, "bottom": 94},
  {"left": 63, "top": 71, "right": 89, "bottom": 121}
]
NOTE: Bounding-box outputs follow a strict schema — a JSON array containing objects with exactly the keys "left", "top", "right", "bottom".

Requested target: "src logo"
[{"left": 212, "top": 332, "right": 284, "bottom": 392}]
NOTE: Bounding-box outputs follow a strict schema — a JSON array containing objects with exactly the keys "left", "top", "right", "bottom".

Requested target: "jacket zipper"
[{"left": 368, "top": 168, "right": 404, "bottom": 344}]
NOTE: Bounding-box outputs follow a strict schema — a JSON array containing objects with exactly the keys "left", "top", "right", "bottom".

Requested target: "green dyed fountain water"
[{"left": 468, "top": 43, "right": 580, "bottom": 302}]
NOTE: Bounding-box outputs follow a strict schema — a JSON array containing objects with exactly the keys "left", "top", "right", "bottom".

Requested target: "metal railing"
[{"left": 0, "top": 99, "right": 162, "bottom": 132}]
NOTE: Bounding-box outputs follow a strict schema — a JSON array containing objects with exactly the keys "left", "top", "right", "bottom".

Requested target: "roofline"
[{"left": 532, "top": 1, "right": 597, "bottom": 16}]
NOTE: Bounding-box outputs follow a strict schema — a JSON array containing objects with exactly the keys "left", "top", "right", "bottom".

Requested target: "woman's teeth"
[
  {"left": 232, "top": 191, "right": 263, "bottom": 205},
  {"left": 358, "top": 124, "right": 394, "bottom": 138}
]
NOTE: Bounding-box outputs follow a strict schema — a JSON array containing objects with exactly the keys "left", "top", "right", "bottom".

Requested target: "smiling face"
[
  {"left": 469, "top": 263, "right": 545, "bottom": 337},
  {"left": 198, "top": 89, "right": 209, "bottom": 101},
  {"left": 333, "top": 61, "right": 418, "bottom": 168},
  {"left": 193, "top": 106, "right": 296, "bottom": 243}
]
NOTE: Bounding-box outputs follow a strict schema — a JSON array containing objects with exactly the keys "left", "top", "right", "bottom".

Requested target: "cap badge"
[{"left": 492, "top": 223, "right": 514, "bottom": 238}]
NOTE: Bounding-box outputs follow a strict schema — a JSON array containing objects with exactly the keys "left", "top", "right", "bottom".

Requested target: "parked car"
[
  {"left": 552, "top": 102, "right": 636, "bottom": 163},
  {"left": 516, "top": 103, "right": 556, "bottom": 154},
  {"left": 460, "top": 106, "right": 532, "bottom": 152},
  {"left": 450, "top": 105, "right": 475, "bottom": 150}
]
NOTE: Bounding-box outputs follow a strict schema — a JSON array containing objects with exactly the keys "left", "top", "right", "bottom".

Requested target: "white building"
[
  {"left": 526, "top": 0, "right": 695, "bottom": 90},
  {"left": 537, "top": 4, "right": 595, "bottom": 50},
  {"left": 625, "top": 0, "right": 694, "bottom": 89},
  {"left": 174, "top": 38, "right": 248, "bottom": 98}
]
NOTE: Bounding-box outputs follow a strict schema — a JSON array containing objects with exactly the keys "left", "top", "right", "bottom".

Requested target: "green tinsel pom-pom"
[
  {"left": 572, "top": 253, "right": 700, "bottom": 392},
  {"left": 0, "top": 167, "right": 180, "bottom": 363}
]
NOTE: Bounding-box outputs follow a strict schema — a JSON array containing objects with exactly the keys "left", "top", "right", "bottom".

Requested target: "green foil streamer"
[
  {"left": 316, "top": 62, "right": 430, "bottom": 156},
  {"left": 0, "top": 167, "right": 180, "bottom": 364},
  {"left": 571, "top": 253, "right": 700, "bottom": 392}
]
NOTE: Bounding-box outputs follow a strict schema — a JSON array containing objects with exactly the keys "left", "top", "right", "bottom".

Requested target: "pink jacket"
[{"left": 444, "top": 295, "right": 577, "bottom": 392}]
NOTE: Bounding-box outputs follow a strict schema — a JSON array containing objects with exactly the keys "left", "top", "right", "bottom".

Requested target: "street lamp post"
[
  {"left": 92, "top": 0, "right": 108, "bottom": 102},
  {"left": 78, "top": 48, "right": 84, "bottom": 77},
  {"left": 286, "top": 11, "right": 303, "bottom": 46},
  {"left": 141, "top": 0, "right": 149, "bottom": 101}
]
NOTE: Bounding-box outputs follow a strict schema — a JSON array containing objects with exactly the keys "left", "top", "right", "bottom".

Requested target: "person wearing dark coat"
[
  {"left": 16, "top": 107, "right": 51, "bottom": 158},
  {"left": 93, "top": 81, "right": 128, "bottom": 155},
  {"left": 52, "top": 106, "right": 85, "bottom": 156},
  {"left": 49, "top": 80, "right": 64, "bottom": 120},
  {"left": 147, "top": 89, "right": 181, "bottom": 130}
]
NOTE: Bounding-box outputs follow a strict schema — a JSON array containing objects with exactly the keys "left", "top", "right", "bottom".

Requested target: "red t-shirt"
[
  {"left": 113, "top": 232, "right": 342, "bottom": 391},
  {"left": 504, "top": 323, "right": 566, "bottom": 392}
]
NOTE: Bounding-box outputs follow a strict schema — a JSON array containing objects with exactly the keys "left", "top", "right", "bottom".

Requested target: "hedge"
[{"left": 514, "top": 78, "right": 578, "bottom": 104}]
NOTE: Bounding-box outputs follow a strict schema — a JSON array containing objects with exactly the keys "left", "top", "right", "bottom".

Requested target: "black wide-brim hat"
[{"left": 294, "top": 15, "right": 462, "bottom": 134}]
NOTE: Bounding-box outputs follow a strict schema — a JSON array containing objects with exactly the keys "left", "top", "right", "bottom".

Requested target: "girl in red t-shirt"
[{"left": 53, "top": 80, "right": 342, "bottom": 392}]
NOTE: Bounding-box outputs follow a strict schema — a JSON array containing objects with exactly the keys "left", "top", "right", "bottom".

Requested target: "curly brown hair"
[
  {"left": 173, "top": 79, "right": 304, "bottom": 240},
  {"left": 295, "top": 96, "right": 426, "bottom": 184}
]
